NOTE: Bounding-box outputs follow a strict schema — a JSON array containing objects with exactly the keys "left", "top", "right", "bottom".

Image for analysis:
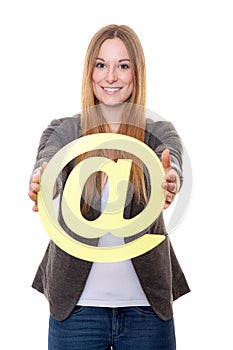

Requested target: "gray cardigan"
[{"left": 31, "top": 115, "right": 190, "bottom": 321}]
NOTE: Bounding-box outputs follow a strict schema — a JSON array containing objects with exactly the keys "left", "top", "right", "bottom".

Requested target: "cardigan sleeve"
[
  {"left": 32, "top": 115, "right": 81, "bottom": 171},
  {"left": 146, "top": 119, "right": 184, "bottom": 186},
  {"left": 29, "top": 115, "right": 81, "bottom": 194}
]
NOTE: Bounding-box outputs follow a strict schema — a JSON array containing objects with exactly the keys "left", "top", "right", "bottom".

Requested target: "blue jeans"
[{"left": 48, "top": 306, "right": 176, "bottom": 350}]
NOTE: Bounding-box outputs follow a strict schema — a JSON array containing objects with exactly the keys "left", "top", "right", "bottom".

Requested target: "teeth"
[{"left": 104, "top": 87, "right": 120, "bottom": 92}]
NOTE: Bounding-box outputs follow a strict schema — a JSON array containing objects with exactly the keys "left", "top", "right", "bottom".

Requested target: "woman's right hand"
[{"left": 28, "top": 162, "right": 48, "bottom": 212}]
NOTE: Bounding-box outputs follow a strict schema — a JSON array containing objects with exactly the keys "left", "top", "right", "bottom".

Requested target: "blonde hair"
[{"left": 77, "top": 24, "right": 148, "bottom": 212}]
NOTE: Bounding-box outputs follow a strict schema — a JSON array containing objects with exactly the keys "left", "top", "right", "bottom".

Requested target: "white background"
[{"left": 1, "top": 0, "right": 232, "bottom": 349}]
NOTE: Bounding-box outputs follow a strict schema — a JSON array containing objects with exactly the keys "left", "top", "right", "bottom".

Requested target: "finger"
[
  {"left": 162, "top": 191, "right": 175, "bottom": 210},
  {"left": 32, "top": 203, "right": 39, "bottom": 212},
  {"left": 161, "top": 149, "right": 171, "bottom": 171},
  {"left": 28, "top": 191, "right": 38, "bottom": 212},
  {"left": 165, "top": 170, "right": 176, "bottom": 183},
  {"left": 165, "top": 191, "right": 175, "bottom": 203},
  {"left": 29, "top": 182, "right": 40, "bottom": 192},
  {"left": 41, "top": 161, "right": 48, "bottom": 174},
  {"left": 163, "top": 200, "right": 171, "bottom": 210},
  {"left": 163, "top": 197, "right": 173, "bottom": 209},
  {"left": 32, "top": 172, "right": 39, "bottom": 183},
  {"left": 162, "top": 182, "right": 177, "bottom": 194},
  {"left": 32, "top": 162, "right": 47, "bottom": 183},
  {"left": 28, "top": 190, "right": 38, "bottom": 202}
]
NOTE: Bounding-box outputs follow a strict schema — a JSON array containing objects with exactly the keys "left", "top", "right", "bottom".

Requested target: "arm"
[
  {"left": 28, "top": 162, "right": 48, "bottom": 212},
  {"left": 161, "top": 148, "right": 180, "bottom": 209},
  {"left": 146, "top": 120, "right": 183, "bottom": 210},
  {"left": 28, "top": 116, "right": 80, "bottom": 211}
]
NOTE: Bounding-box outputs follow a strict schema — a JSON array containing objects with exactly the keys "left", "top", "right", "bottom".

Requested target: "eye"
[
  {"left": 95, "top": 62, "right": 106, "bottom": 68},
  {"left": 119, "top": 64, "right": 130, "bottom": 69}
]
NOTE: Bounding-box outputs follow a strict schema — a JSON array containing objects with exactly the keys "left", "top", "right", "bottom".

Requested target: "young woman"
[{"left": 29, "top": 24, "right": 190, "bottom": 350}]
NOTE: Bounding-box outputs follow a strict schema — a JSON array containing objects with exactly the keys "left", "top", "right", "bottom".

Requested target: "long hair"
[{"left": 77, "top": 24, "right": 147, "bottom": 213}]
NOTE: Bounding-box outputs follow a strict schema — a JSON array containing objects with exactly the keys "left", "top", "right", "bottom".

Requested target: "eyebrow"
[{"left": 96, "top": 57, "right": 131, "bottom": 62}]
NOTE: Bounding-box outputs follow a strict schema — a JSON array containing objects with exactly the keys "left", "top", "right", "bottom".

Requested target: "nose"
[{"left": 106, "top": 66, "right": 117, "bottom": 83}]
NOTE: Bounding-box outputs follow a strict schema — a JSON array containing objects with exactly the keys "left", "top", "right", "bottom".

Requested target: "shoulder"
[
  {"left": 44, "top": 114, "right": 82, "bottom": 142},
  {"left": 146, "top": 118, "right": 177, "bottom": 135},
  {"left": 48, "top": 114, "right": 81, "bottom": 130},
  {"left": 145, "top": 118, "right": 179, "bottom": 147}
]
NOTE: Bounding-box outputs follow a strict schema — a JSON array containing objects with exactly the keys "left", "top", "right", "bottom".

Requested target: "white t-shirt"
[{"left": 78, "top": 180, "right": 150, "bottom": 307}]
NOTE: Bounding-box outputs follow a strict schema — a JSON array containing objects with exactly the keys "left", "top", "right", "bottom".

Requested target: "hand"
[
  {"left": 28, "top": 162, "right": 48, "bottom": 212},
  {"left": 161, "top": 149, "right": 180, "bottom": 210}
]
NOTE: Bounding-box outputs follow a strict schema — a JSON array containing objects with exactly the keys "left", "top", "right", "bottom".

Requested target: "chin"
[{"left": 102, "top": 100, "right": 126, "bottom": 107}]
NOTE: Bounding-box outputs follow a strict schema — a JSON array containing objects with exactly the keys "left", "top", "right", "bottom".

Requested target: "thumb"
[
  {"left": 35, "top": 162, "right": 48, "bottom": 182},
  {"left": 161, "top": 149, "right": 171, "bottom": 171},
  {"left": 41, "top": 161, "right": 48, "bottom": 175}
]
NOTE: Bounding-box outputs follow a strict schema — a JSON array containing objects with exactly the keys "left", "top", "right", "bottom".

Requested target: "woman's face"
[{"left": 92, "top": 38, "right": 134, "bottom": 105}]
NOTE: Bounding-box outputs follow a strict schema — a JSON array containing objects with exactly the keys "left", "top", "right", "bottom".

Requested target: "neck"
[{"left": 99, "top": 103, "right": 127, "bottom": 131}]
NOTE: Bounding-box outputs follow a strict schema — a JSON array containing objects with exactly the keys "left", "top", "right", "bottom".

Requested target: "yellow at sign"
[{"left": 38, "top": 133, "right": 166, "bottom": 262}]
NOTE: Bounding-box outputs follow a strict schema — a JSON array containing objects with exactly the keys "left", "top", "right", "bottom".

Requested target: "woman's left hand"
[{"left": 161, "top": 149, "right": 180, "bottom": 210}]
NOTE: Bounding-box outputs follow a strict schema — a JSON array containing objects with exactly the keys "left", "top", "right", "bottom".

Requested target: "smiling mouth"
[{"left": 102, "top": 87, "right": 122, "bottom": 92}]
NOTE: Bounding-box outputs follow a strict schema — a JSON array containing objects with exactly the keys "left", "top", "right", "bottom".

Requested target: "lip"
[{"left": 102, "top": 87, "right": 122, "bottom": 95}]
